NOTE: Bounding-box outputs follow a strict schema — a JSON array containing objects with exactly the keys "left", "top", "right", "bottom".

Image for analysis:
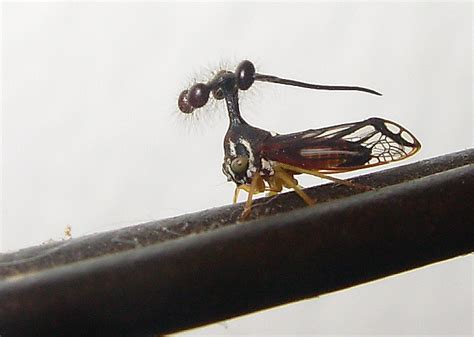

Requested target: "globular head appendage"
[
  {"left": 177, "top": 60, "right": 257, "bottom": 114},
  {"left": 177, "top": 60, "right": 382, "bottom": 114}
]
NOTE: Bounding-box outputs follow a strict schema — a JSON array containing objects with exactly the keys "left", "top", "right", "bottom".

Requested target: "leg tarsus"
[
  {"left": 233, "top": 187, "right": 240, "bottom": 204},
  {"left": 240, "top": 173, "right": 262, "bottom": 220}
]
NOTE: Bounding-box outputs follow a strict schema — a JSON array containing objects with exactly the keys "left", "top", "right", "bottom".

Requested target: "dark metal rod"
[
  {"left": 1, "top": 149, "right": 473, "bottom": 279},
  {"left": 0, "top": 150, "right": 473, "bottom": 337}
]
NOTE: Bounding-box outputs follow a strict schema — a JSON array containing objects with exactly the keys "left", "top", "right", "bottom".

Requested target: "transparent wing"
[{"left": 260, "top": 118, "right": 421, "bottom": 172}]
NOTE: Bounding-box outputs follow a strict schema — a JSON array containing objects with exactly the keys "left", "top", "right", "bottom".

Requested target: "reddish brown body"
[{"left": 178, "top": 60, "right": 421, "bottom": 219}]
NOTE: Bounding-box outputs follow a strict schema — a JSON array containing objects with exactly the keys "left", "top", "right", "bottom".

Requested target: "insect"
[{"left": 178, "top": 60, "right": 421, "bottom": 219}]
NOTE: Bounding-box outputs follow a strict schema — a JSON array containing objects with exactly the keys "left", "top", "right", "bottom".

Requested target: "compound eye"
[
  {"left": 178, "top": 90, "right": 194, "bottom": 113},
  {"left": 188, "top": 83, "right": 210, "bottom": 109},
  {"left": 212, "top": 88, "right": 224, "bottom": 100},
  {"left": 230, "top": 156, "right": 249, "bottom": 174},
  {"left": 235, "top": 60, "right": 255, "bottom": 90}
]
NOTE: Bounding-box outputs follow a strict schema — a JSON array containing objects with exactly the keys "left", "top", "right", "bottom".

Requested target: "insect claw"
[{"left": 241, "top": 207, "right": 251, "bottom": 220}]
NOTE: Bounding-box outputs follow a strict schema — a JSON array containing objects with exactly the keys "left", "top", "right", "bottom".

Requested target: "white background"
[{"left": 2, "top": 2, "right": 472, "bottom": 336}]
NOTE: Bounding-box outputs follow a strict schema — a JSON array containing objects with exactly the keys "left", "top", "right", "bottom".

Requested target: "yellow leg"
[
  {"left": 274, "top": 167, "right": 315, "bottom": 206},
  {"left": 241, "top": 173, "right": 262, "bottom": 220},
  {"left": 265, "top": 176, "right": 282, "bottom": 197},
  {"left": 266, "top": 190, "right": 279, "bottom": 197},
  {"left": 233, "top": 187, "right": 240, "bottom": 204},
  {"left": 277, "top": 163, "right": 372, "bottom": 191}
]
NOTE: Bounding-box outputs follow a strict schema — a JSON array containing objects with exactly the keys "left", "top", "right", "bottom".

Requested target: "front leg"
[{"left": 241, "top": 173, "right": 264, "bottom": 220}]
